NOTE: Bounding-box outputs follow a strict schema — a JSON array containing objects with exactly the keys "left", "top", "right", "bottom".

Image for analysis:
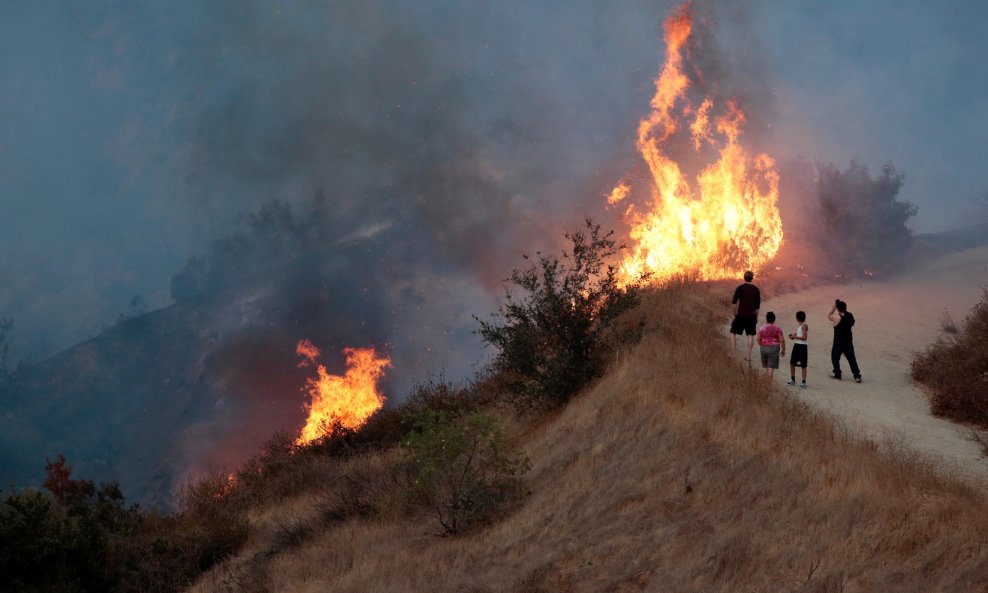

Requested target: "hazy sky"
[
  {"left": 760, "top": 0, "right": 988, "bottom": 224},
  {"left": 1, "top": 0, "right": 987, "bottom": 356}
]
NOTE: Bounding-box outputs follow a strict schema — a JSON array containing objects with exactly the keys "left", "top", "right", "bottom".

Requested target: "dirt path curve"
[{"left": 753, "top": 245, "right": 988, "bottom": 481}]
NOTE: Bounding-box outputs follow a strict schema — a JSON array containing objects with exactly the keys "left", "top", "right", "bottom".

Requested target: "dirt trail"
[{"left": 753, "top": 245, "right": 988, "bottom": 480}]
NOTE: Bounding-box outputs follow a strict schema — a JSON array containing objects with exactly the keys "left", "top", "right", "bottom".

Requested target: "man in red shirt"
[{"left": 730, "top": 270, "right": 761, "bottom": 361}]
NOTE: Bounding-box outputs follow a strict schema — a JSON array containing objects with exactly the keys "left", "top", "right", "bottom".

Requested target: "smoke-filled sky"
[{"left": 2, "top": 0, "right": 987, "bottom": 360}]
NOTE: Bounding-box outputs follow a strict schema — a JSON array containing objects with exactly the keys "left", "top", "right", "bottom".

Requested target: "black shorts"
[
  {"left": 790, "top": 343, "right": 808, "bottom": 367},
  {"left": 730, "top": 315, "right": 757, "bottom": 336}
]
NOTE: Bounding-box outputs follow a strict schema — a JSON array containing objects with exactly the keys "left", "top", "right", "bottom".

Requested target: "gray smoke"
[
  {"left": 1, "top": 0, "right": 694, "bottom": 503},
  {"left": 0, "top": 0, "right": 678, "bottom": 359},
  {"left": 4, "top": 0, "right": 987, "bottom": 358}
]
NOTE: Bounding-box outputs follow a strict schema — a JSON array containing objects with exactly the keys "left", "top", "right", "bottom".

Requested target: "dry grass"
[
  {"left": 913, "top": 290, "right": 988, "bottom": 427},
  {"left": 940, "top": 309, "right": 960, "bottom": 334},
  {"left": 969, "top": 429, "right": 988, "bottom": 458},
  {"left": 189, "top": 284, "right": 988, "bottom": 593}
]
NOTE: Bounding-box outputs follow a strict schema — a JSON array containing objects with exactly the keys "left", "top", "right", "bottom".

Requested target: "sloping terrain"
[
  {"left": 190, "top": 284, "right": 988, "bottom": 593},
  {"left": 0, "top": 263, "right": 321, "bottom": 506},
  {"left": 915, "top": 221, "right": 988, "bottom": 252},
  {"left": 0, "top": 247, "right": 477, "bottom": 506}
]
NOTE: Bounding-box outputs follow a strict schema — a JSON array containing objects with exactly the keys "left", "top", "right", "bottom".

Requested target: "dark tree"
[
  {"left": 815, "top": 160, "right": 918, "bottom": 275},
  {"left": 0, "top": 456, "right": 141, "bottom": 593},
  {"left": 169, "top": 194, "right": 331, "bottom": 301}
]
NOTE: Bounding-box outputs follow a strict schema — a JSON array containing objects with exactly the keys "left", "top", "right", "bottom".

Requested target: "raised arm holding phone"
[{"left": 829, "top": 299, "right": 862, "bottom": 383}]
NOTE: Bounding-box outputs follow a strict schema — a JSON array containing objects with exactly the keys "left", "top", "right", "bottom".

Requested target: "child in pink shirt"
[{"left": 757, "top": 311, "right": 786, "bottom": 379}]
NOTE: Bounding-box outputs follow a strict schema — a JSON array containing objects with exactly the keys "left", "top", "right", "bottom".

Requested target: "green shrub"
[
  {"left": 477, "top": 219, "right": 642, "bottom": 406},
  {"left": 912, "top": 290, "right": 988, "bottom": 427},
  {"left": 1, "top": 455, "right": 250, "bottom": 593},
  {"left": 0, "top": 489, "right": 108, "bottom": 593},
  {"left": 403, "top": 410, "right": 529, "bottom": 534},
  {"left": 0, "top": 455, "right": 144, "bottom": 593}
]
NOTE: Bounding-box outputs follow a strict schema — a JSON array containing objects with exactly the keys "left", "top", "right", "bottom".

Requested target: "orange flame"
[
  {"left": 609, "top": 2, "right": 783, "bottom": 283},
  {"left": 607, "top": 182, "right": 631, "bottom": 205},
  {"left": 213, "top": 472, "right": 237, "bottom": 501},
  {"left": 295, "top": 339, "right": 320, "bottom": 363},
  {"left": 294, "top": 339, "right": 391, "bottom": 445}
]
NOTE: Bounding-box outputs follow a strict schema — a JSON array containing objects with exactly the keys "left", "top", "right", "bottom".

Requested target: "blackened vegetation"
[
  {"left": 477, "top": 219, "right": 644, "bottom": 407},
  {"left": 170, "top": 196, "right": 331, "bottom": 301},
  {"left": 115, "top": 295, "right": 148, "bottom": 325},
  {"left": 912, "top": 290, "right": 988, "bottom": 428}
]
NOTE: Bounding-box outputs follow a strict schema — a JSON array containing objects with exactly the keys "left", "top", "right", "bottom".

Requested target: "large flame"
[
  {"left": 294, "top": 339, "right": 391, "bottom": 445},
  {"left": 609, "top": 2, "right": 783, "bottom": 283}
]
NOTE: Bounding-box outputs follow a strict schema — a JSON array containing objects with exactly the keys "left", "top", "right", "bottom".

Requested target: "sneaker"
[
  {"left": 854, "top": 376, "right": 862, "bottom": 383},
  {"left": 800, "top": 382, "right": 807, "bottom": 389},
  {"left": 786, "top": 379, "right": 796, "bottom": 385},
  {"left": 831, "top": 373, "right": 842, "bottom": 380}
]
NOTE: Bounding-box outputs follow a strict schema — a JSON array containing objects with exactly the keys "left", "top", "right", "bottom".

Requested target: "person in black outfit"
[
  {"left": 730, "top": 270, "right": 760, "bottom": 361},
  {"left": 828, "top": 299, "right": 861, "bottom": 382}
]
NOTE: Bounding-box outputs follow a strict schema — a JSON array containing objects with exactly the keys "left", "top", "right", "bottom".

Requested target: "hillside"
[
  {"left": 189, "top": 282, "right": 988, "bottom": 593},
  {"left": 915, "top": 221, "right": 988, "bottom": 252},
  {"left": 0, "top": 246, "right": 482, "bottom": 507},
  {"left": 0, "top": 260, "right": 317, "bottom": 506}
]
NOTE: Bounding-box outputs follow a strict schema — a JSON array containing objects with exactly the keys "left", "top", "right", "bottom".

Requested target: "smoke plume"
[{"left": 1, "top": 0, "right": 801, "bottom": 504}]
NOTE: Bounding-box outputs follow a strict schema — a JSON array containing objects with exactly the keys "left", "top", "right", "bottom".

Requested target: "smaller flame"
[
  {"left": 296, "top": 339, "right": 321, "bottom": 365},
  {"left": 607, "top": 182, "right": 631, "bottom": 205},
  {"left": 294, "top": 340, "right": 391, "bottom": 445},
  {"left": 213, "top": 472, "right": 237, "bottom": 501}
]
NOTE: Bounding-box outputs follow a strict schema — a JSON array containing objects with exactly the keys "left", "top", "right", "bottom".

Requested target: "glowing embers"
[
  {"left": 608, "top": 2, "right": 783, "bottom": 283},
  {"left": 294, "top": 339, "right": 390, "bottom": 445}
]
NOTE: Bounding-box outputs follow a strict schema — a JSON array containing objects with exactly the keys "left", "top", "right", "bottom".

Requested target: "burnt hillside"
[{"left": 0, "top": 245, "right": 481, "bottom": 507}]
